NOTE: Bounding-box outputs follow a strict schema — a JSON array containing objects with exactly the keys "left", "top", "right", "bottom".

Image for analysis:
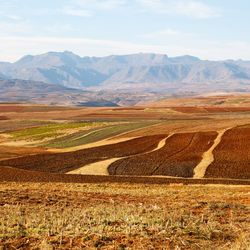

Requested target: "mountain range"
[{"left": 0, "top": 51, "right": 249, "bottom": 93}]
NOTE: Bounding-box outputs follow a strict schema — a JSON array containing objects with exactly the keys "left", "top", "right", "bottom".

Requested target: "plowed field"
[
  {"left": 0, "top": 166, "right": 249, "bottom": 185},
  {"left": 0, "top": 135, "right": 165, "bottom": 173},
  {"left": 108, "top": 131, "right": 217, "bottom": 177},
  {"left": 204, "top": 126, "right": 250, "bottom": 179}
]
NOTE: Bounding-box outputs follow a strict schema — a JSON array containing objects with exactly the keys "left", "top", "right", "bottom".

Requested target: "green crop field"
[
  {"left": 9, "top": 122, "right": 116, "bottom": 141},
  {"left": 44, "top": 121, "right": 160, "bottom": 148}
]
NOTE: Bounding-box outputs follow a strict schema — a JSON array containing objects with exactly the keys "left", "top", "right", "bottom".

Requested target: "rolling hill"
[{"left": 0, "top": 78, "right": 177, "bottom": 106}]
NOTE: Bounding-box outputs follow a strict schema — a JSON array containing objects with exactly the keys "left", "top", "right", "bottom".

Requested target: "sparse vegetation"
[
  {"left": 8, "top": 121, "right": 125, "bottom": 143},
  {"left": 0, "top": 182, "right": 249, "bottom": 249}
]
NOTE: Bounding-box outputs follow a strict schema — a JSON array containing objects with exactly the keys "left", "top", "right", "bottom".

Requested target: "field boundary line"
[
  {"left": 150, "top": 133, "right": 196, "bottom": 175},
  {"left": 67, "top": 134, "right": 170, "bottom": 176},
  {"left": 193, "top": 127, "right": 233, "bottom": 179},
  {"left": 1, "top": 166, "right": 250, "bottom": 185}
]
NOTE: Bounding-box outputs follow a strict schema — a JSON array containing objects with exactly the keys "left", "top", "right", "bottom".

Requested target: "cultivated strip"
[
  {"left": 67, "top": 135, "right": 172, "bottom": 175},
  {"left": 49, "top": 122, "right": 161, "bottom": 152},
  {"left": 193, "top": 127, "right": 232, "bottom": 179}
]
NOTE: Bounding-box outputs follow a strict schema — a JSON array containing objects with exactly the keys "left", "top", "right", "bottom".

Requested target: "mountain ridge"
[{"left": 0, "top": 51, "right": 249, "bottom": 93}]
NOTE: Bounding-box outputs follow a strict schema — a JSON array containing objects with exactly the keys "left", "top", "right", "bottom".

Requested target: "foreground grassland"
[{"left": 0, "top": 182, "right": 249, "bottom": 249}]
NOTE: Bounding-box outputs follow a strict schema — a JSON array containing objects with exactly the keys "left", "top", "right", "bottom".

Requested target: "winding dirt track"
[
  {"left": 193, "top": 128, "right": 231, "bottom": 178},
  {"left": 67, "top": 135, "right": 172, "bottom": 175}
]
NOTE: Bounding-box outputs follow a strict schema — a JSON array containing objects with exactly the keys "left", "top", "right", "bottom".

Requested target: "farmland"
[
  {"left": 0, "top": 98, "right": 249, "bottom": 181},
  {"left": 0, "top": 135, "right": 166, "bottom": 173},
  {"left": 0, "top": 95, "right": 249, "bottom": 249},
  {"left": 205, "top": 126, "right": 250, "bottom": 179},
  {"left": 108, "top": 131, "right": 217, "bottom": 177}
]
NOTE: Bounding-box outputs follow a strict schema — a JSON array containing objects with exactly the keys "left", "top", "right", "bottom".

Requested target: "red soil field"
[
  {"left": 74, "top": 112, "right": 169, "bottom": 120},
  {"left": 0, "top": 135, "right": 166, "bottom": 173},
  {"left": 116, "top": 118, "right": 250, "bottom": 137},
  {"left": 111, "top": 107, "right": 145, "bottom": 111},
  {"left": 0, "top": 106, "right": 25, "bottom": 112},
  {"left": 0, "top": 146, "right": 51, "bottom": 160},
  {"left": 108, "top": 131, "right": 217, "bottom": 177},
  {"left": 0, "top": 166, "right": 249, "bottom": 185},
  {"left": 204, "top": 126, "right": 250, "bottom": 179},
  {"left": 171, "top": 107, "right": 250, "bottom": 113},
  {"left": 0, "top": 116, "right": 9, "bottom": 120}
]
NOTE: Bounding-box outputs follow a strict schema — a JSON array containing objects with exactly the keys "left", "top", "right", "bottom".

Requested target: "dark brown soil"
[
  {"left": 0, "top": 116, "right": 9, "bottom": 120},
  {"left": 108, "top": 131, "right": 217, "bottom": 178},
  {"left": 0, "top": 166, "right": 249, "bottom": 185},
  {"left": 205, "top": 127, "right": 250, "bottom": 179},
  {"left": 0, "top": 135, "right": 166, "bottom": 173}
]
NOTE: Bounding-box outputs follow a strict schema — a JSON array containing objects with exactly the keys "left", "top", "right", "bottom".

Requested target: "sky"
[{"left": 0, "top": 0, "right": 250, "bottom": 62}]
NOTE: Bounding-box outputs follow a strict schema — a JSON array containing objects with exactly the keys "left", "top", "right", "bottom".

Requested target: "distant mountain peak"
[{"left": 0, "top": 52, "right": 249, "bottom": 93}]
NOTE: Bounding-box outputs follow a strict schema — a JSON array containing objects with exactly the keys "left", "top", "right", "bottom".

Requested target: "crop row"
[
  {"left": 44, "top": 121, "right": 160, "bottom": 148},
  {"left": 0, "top": 135, "right": 166, "bottom": 173},
  {"left": 108, "top": 131, "right": 217, "bottom": 178},
  {"left": 204, "top": 126, "right": 250, "bottom": 179}
]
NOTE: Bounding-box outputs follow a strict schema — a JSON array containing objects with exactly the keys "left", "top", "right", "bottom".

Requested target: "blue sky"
[{"left": 0, "top": 0, "right": 250, "bottom": 62}]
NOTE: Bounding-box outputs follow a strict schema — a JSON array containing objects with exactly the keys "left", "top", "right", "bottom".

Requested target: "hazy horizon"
[
  {"left": 1, "top": 0, "right": 250, "bottom": 62},
  {"left": 1, "top": 50, "right": 250, "bottom": 64}
]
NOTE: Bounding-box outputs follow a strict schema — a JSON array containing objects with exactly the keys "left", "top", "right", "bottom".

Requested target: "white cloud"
[
  {"left": 4, "top": 14, "right": 21, "bottom": 20},
  {"left": 173, "top": 1, "right": 220, "bottom": 19},
  {"left": 140, "top": 29, "right": 180, "bottom": 38},
  {"left": 136, "top": 0, "right": 163, "bottom": 9},
  {"left": 137, "top": 0, "right": 220, "bottom": 19},
  {"left": 62, "top": 7, "right": 92, "bottom": 17},
  {"left": 44, "top": 24, "right": 76, "bottom": 33},
  {"left": 69, "top": 0, "right": 126, "bottom": 10},
  {"left": 0, "top": 21, "right": 33, "bottom": 36}
]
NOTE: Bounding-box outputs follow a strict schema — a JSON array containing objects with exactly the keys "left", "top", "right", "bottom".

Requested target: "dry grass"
[{"left": 0, "top": 182, "right": 249, "bottom": 249}]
